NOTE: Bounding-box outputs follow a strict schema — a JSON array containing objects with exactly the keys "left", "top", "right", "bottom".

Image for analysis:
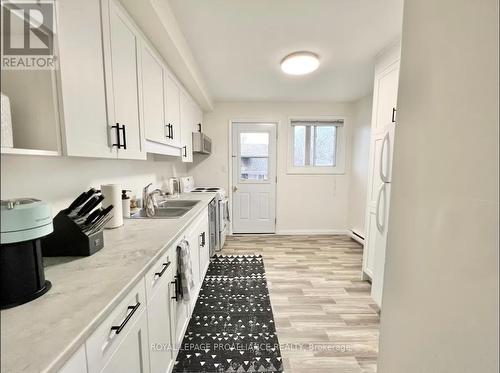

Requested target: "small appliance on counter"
[
  {"left": 1, "top": 198, "right": 53, "bottom": 309},
  {"left": 42, "top": 188, "right": 114, "bottom": 257}
]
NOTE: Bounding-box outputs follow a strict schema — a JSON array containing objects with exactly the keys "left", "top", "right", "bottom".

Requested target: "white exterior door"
[{"left": 232, "top": 123, "right": 277, "bottom": 233}]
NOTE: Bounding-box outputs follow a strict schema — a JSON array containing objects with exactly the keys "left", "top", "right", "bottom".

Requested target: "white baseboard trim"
[{"left": 275, "top": 229, "right": 351, "bottom": 236}]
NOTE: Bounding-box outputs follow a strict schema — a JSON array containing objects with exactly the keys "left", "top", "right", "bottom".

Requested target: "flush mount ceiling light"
[{"left": 280, "top": 51, "right": 320, "bottom": 75}]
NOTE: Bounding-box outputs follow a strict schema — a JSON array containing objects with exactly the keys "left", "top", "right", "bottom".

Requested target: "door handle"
[
  {"left": 375, "top": 183, "right": 386, "bottom": 233},
  {"left": 379, "top": 132, "right": 390, "bottom": 183},
  {"left": 233, "top": 186, "right": 238, "bottom": 192},
  {"left": 392, "top": 107, "right": 397, "bottom": 123}
]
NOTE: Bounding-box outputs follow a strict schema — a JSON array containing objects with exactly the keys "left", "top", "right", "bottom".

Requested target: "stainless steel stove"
[{"left": 180, "top": 177, "right": 228, "bottom": 253}]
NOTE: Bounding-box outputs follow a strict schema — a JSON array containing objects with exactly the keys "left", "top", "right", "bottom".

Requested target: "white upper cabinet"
[
  {"left": 140, "top": 42, "right": 167, "bottom": 145},
  {"left": 166, "top": 74, "right": 182, "bottom": 148},
  {"left": 56, "top": 0, "right": 115, "bottom": 159},
  {"left": 373, "top": 61, "right": 400, "bottom": 134},
  {"left": 53, "top": 0, "right": 200, "bottom": 160},
  {"left": 180, "top": 91, "right": 194, "bottom": 163},
  {"left": 102, "top": 0, "right": 145, "bottom": 160}
]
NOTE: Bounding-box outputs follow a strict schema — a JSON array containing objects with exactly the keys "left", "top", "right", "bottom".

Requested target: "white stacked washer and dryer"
[{"left": 179, "top": 176, "right": 229, "bottom": 254}]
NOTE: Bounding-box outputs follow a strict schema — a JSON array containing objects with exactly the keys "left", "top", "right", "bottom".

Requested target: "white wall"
[
  {"left": 348, "top": 94, "right": 372, "bottom": 237},
  {"left": 187, "top": 101, "right": 356, "bottom": 234},
  {"left": 0, "top": 155, "right": 187, "bottom": 214},
  {"left": 378, "top": 0, "right": 499, "bottom": 372}
]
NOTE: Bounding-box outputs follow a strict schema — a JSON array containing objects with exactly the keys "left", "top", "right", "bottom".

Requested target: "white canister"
[
  {"left": 1, "top": 92, "right": 14, "bottom": 148},
  {"left": 101, "top": 184, "right": 123, "bottom": 228}
]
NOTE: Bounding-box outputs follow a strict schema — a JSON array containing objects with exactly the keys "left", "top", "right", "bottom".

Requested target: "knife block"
[{"left": 42, "top": 211, "right": 104, "bottom": 257}]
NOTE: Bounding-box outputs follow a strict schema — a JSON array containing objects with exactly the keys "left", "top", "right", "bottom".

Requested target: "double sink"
[{"left": 131, "top": 199, "right": 200, "bottom": 219}]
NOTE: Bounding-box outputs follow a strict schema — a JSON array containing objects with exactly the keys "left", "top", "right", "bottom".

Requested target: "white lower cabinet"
[
  {"left": 86, "top": 280, "right": 149, "bottom": 373},
  {"left": 147, "top": 263, "right": 175, "bottom": 373},
  {"left": 58, "top": 345, "right": 88, "bottom": 373},
  {"left": 173, "top": 250, "right": 190, "bottom": 349},
  {"left": 76, "top": 208, "right": 210, "bottom": 373},
  {"left": 100, "top": 311, "right": 149, "bottom": 373}
]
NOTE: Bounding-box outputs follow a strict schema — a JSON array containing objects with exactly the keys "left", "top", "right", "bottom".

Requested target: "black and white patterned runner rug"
[{"left": 174, "top": 255, "right": 284, "bottom": 373}]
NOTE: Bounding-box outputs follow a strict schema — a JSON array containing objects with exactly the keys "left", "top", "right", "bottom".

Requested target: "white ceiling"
[{"left": 169, "top": 0, "right": 403, "bottom": 103}]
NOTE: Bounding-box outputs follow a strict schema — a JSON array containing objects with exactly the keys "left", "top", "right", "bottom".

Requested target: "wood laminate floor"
[{"left": 222, "top": 235, "right": 379, "bottom": 373}]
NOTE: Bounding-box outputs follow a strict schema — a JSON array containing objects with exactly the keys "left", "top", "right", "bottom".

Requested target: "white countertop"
[{"left": 0, "top": 193, "right": 216, "bottom": 373}]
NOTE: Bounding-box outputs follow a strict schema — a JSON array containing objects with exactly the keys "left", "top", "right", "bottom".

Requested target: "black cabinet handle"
[
  {"left": 392, "top": 108, "right": 397, "bottom": 123},
  {"left": 111, "top": 124, "right": 121, "bottom": 148},
  {"left": 200, "top": 232, "right": 206, "bottom": 247},
  {"left": 197, "top": 123, "right": 202, "bottom": 133},
  {"left": 110, "top": 302, "right": 140, "bottom": 335},
  {"left": 183, "top": 146, "right": 187, "bottom": 157},
  {"left": 165, "top": 124, "right": 173, "bottom": 140},
  {"left": 121, "top": 124, "right": 127, "bottom": 149},
  {"left": 154, "top": 262, "right": 171, "bottom": 279},
  {"left": 171, "top": 276, "right": 179, "bottom": 301}
]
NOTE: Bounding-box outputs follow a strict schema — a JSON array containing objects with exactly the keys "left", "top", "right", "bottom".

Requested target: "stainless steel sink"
[
  {"left": 159, "top": 200, "right": 200, "bottom": 208},
  {"left": 131, "top": 200, "right": 200, "bottom": 219}
]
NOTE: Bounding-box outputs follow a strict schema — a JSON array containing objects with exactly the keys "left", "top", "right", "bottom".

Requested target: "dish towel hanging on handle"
[{"left": 177, "top": 239, "right": 194, "bottom": 301}]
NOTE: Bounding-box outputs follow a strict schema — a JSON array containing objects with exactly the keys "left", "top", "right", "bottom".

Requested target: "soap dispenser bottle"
[{"left": 121, "top": 190, "right": 131, "bottom": 218}]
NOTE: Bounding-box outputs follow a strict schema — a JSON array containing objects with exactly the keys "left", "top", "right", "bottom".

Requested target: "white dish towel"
[{"left": 177, "top": 239, "right": 194, "bottom": 302}]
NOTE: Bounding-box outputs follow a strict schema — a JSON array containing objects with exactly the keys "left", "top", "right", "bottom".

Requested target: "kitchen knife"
[
  {"left": 77, "top": 195, "right": 104, "bottom": 217},
  {"left": 85, "top": 208, "right": 114, "bottom": 235},
  {"left": 85, "top": 205, "right": 113, "bottom": 227},
  {"left": 84, "top": 204, "right": 114, "bottom": 231},
  {"left": 66, "top": 188, "right": 97, "bottom": 214},
  {"left": 83, "top": 208, "right": 102, "bottom": 226}
]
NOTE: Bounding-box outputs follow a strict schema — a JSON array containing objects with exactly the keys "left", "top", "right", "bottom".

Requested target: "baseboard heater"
[{"left": 350, "top": 229, "right": 365, "bottom": 244}]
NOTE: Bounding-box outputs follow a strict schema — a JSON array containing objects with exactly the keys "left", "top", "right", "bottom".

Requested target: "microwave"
[{"left": 192, "top": 132, "right": 212, "bottom": 154}]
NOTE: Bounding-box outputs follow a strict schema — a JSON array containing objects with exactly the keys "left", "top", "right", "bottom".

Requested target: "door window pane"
[{"left": 240, "top": 132, "right": 269, "bottom": 180}]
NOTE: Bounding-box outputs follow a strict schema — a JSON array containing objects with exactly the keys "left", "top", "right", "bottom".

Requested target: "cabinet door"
[
  {"left": 104, "top": 0, "right": 145, "bottom": 160},
  {"left": 56, "top": 0, "right": 115, "bottom": 158},
  {"left": 173, "top": 252, "right": 190, "bottom": 348},
  {"left": 147, "top": 268, "right": 175, "bottom": 373},
  {"left": 180, "top": 91, "right": 194, "bottom": 162},
  {"left": 373, "top": 61, "right": 400, "bottom": 134},
  {"left": 186, "top": 230, "right": 200, "bottom": 310},
  {"left": 165, "top": 74, "right": 181, "bottom": 148},
  {"left": 140, "top": 43, "right": 167, "bottom": 145},
  {"left": 58, "top": 345, "right": 87, "bottom": 373},
  {"left": 100, "top": 310, "right": 150, "bottom": 373},
  {"left": 197, "top": 212, "right": 210, "bottom": 279}
]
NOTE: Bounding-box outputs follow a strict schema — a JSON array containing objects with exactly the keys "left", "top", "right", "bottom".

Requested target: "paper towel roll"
[{"left": 101, "top": 184, "right": 123, "bottom": 229}]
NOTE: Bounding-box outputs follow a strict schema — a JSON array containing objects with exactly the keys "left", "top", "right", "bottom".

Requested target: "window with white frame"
[{"left": 288, "top": 118, "right": 346, "bottom": 174}]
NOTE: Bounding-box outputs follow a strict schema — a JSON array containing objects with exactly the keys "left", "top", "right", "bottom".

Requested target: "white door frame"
[{"left": 228, "top": 119, "right": 279, "bottom": 235}]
